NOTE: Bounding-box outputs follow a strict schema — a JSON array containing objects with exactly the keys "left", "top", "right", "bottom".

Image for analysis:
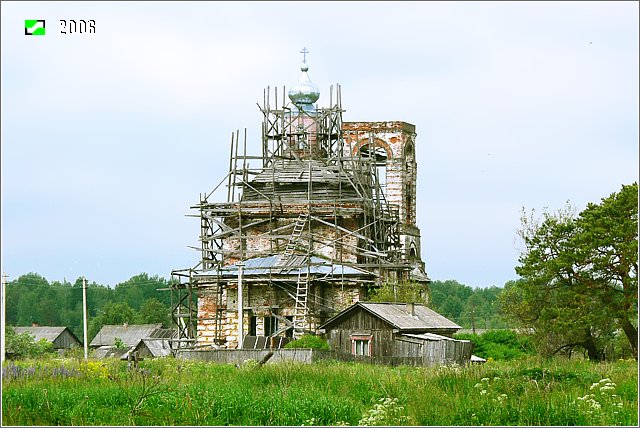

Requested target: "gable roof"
[
  {"left": 136, "top": 338, "right": 173, "bottom": 358},
  {"left": 319, "top": 302, "right": 461, "bottom": 332},
  {"left": 89, "top": 324, "right": 163, "bottom": 347},
  {"left": 13, "top": 326, "right": 81, "bottom": 345}
]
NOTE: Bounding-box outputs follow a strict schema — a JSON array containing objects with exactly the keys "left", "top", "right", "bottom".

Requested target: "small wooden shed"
[
  {"left": 124, "top": 338, "right": 174, "bottom": 359},
  {"left": 319, "top": 302, "right": 473, "bottom": 366},
  {"left": 13, "top": 326, "right": 81, "bottom": 350}
]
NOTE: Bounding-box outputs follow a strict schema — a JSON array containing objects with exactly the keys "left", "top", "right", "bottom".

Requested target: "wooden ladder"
[
  {"left": 277, "top": 212, "right": 309, "bottom": 265},
  {"left": 275, "top": 212, "right": 310, "bottom": 337},
  {"left": 293, "top": 267, "right": 309, "bottom": 339}
]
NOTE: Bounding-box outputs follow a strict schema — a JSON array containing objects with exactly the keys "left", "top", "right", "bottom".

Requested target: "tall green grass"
[{"left": 2, "top": 356, "right": 637, "bottom": 426}]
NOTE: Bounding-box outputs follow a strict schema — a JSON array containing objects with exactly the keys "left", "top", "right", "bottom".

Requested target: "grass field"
[{"left": 2, "top": 356, "right": 637, "bottom": 426}]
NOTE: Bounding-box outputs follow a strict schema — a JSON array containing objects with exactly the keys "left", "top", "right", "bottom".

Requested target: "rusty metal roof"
[
  {"left": 13, "top": 326, "right": 80, "bottom": 345},
  {"left": 320, "top": 302, "right": 461, "bottom": 332},
  {"left": 195, "top": 254, "right": 372, "bottom": 278},
  {"left": 89, "top": 324, "right": 163, "bottom": 347}
]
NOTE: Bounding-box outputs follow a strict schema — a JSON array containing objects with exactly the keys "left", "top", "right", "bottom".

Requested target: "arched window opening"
[
  {"left": 359, "top": 144, "right": 388, "bottom": 190},
  {"left": 409, "top": 245, "right": 417, "bottom": 260}
]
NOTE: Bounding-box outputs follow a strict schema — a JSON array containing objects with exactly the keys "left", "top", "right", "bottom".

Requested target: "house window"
[
  {"left": 354, "top": 340, "right": 369, "bottom": 356},
  {"left": 351, "top": 335, "right": 373, "bottom": 356}
]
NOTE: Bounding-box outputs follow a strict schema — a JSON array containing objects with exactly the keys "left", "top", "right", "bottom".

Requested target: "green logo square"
[{"left": 25, "top": 20, "right": 46, "bottom": 36}]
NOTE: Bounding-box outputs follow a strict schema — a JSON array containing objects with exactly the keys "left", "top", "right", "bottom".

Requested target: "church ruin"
[{"left": 170, "top": 50, "right": 430, "bottom": 350}]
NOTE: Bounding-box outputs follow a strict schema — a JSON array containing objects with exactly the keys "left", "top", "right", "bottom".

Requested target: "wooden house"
[
  {"left": 13, "top": 326, "right": 81, "bottom": 350},
  {"left": 89, "top": 323, "right": 164, "bottom": 348},
  {"left": 90, "top": 324, "right": 177, "bottom": 359},
  {"left": 319, "top": 302, "right": 473, "bottom": 366}
]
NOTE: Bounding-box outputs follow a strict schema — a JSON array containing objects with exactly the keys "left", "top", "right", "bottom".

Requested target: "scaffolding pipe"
[
  {"left": 82, "top": 276, "right": 88, "bottom": 360},
  {"left": 237, "top": 262, "right": 245, "bottom": 349}
]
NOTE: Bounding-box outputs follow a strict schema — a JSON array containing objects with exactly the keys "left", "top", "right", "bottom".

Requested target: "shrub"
[
  {"left": 454, "top": 330, "right": 534, "bottom": 360},
  {"left": 284, "top": 335, "right": 330, "bottom": 350},
  {"left": 5, "top": 327, "right": 55, "bottom": 359}
]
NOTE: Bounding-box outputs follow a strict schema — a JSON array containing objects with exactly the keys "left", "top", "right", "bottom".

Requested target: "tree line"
[
  {"left": 7, "top": 271, "right": 506, "bottom": 343},
  {"left": 4, "top": 273, "right": 174, "bottom": 343},
  {"left": 365, "top": 279, "right": 511, "bottom": 332},
  {"left": 5, "top": 183, "right": 636, "bottom": 361}
]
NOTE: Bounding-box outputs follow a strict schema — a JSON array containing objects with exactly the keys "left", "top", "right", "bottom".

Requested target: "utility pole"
[
  {"left": 1, "top": 272, "right": 8, "bottom": 363},
  {"left": 237, "top": 262, "right": 244, "bottom": 349},
  {"left": 82, "top": 276, "right": 88, "bottom": 360},
  {"left": 471, "top": 309, "right": 476, "bottom": 335}
]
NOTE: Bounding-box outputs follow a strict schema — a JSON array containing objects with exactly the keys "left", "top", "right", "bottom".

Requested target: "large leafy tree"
[{"left": 501, "top": 183, "right": 638, "bottom": 360}]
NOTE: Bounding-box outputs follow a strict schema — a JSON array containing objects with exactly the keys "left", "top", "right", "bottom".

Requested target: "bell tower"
[{"left": 342, "top": 121, "right": 426, "bottom": 279}]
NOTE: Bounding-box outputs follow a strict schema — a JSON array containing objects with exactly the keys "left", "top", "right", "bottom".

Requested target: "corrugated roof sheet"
[
  {"left": 147, "top": 328, "right": 177, "bottom": 339},
  {"left": 89, "top": 324, "right": 163, "bottom": 347},
  {"left": 402, "top": 333, "right": 463, "bottom": 342},
  {"left": 194, "top": 255, "right": 371, "bottom": 277},
  {"left": 359, "top": 303, "right": 461, "bottom": 331},
  {"left": 471, "top": 355, "right": 487, "bottom": 363},
  {"left": 13, "top": 326, "right": 78, "bottom": 344}
]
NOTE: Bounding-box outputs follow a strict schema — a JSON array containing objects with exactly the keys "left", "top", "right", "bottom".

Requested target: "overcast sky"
[{"left": 2, "top": 1, "right": 638, "bottom": 288}]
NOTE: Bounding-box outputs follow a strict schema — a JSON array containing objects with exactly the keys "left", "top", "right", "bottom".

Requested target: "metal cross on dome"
[{"left": 300, "top": 47, "right": 309, "bottom": 63}]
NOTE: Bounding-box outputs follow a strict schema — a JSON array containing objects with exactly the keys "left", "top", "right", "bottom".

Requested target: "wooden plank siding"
[
  {"left": 328, "top": 329, "right": 394, "bottom": 356},
  {"left": 328, "top": 331, "right": 473, "bottom": 366},
  {"left": 322, "top": 304, "right": 473, "bottom": 366},
  {"left": 13, "top": 327, "right": 81, "bottom": 349},
  {"left": 52, "top": 330, "right": 82, "bottom": 349}
]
